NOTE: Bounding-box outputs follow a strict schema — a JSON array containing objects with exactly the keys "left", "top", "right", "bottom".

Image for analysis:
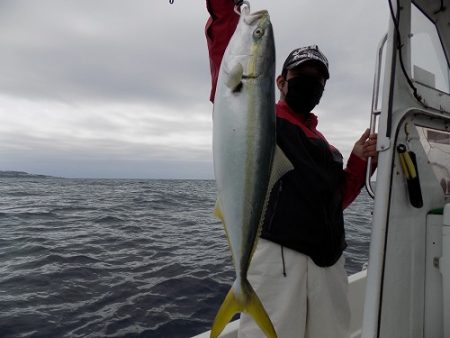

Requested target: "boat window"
[
  {"left": 410, "top": 5, "right": 449, "bottom": 94},
  {"left": 416, "top": 126, "right": 450, "bottom": 195}
]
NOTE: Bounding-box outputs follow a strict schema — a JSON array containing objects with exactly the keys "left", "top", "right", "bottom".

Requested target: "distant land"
[{"left": 0, "top": 170, "right": 55, "bottom": 178}]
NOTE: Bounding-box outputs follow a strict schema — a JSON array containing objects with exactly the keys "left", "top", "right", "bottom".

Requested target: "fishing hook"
[{"left": 234, "top": 0, "right": 250, "bottom": 15}]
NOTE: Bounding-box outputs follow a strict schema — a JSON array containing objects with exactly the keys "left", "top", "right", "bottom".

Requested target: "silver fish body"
[
  {"left": 211, "top": 8, "right": 291, "bottom": 338},
  {"left": 213, "top": 9, "right": 275, "bottom": 285}
]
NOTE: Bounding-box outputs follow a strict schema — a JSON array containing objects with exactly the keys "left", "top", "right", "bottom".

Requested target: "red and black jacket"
[{"left": 260, "top": 102, "right": 366, "bottom": 267}]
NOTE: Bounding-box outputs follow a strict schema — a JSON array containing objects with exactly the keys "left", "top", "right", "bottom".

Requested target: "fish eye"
[{"left": 253, "top": 28, "right": 264, "bottom": 39}]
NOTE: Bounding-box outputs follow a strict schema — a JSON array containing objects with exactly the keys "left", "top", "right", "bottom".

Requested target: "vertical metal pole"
[{"left": 365, "top": 34, "right": 388, "bottom": 199}]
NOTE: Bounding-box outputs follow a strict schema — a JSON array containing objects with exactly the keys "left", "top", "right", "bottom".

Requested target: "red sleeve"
[
  {"left": 205, "top": 0, "right": 239, "bottom": 102},
  {"left": 341, "top": 152, "right": 370, "bottom": 209}
]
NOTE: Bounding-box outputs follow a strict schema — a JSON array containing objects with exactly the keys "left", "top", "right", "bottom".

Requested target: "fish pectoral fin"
[
  {"left": 225, "top": 63, "right": 244, "bottom": 92},
  {"left": 269, "top": 145, "right": 294, "bottom": 185},
  {"left": 210, "top": 281, "right": 277, "bottom": 338}
]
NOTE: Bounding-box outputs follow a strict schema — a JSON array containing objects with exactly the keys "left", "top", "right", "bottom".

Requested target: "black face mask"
[{"left": 285, "top": 75, "right": 324, "bottom": 115}]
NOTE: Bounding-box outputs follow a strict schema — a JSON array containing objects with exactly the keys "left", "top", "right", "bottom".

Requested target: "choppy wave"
[{"left": 0, "top": 178, "right": 372, "bottom": 337}]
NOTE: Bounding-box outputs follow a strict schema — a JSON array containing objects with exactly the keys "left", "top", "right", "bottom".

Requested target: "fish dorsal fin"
[
  {"left": 225, "top": 63, "right": 244, "bottom": 92},
  {"left": 256, "top": 145, "right": 294, "bottom": 237}
]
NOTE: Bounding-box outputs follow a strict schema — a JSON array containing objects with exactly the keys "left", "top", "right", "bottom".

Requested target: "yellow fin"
[
  {"left": 214, "top": 197, "right": 236, "bottom": 269},
  {"left": 210, "top": 281, "right": 277, "bottom": 338},
  {"left": 244, "top": 281, "right": 277, "bottom": 338},
  {"left": 225, "top": 63, "right": 244, "bottom": 91},
  {"left": 210, "top": 286, "right": 241, "bottom": 338},
  {"left": 214, "top": 198, "right": 225, "bottom": 223}
]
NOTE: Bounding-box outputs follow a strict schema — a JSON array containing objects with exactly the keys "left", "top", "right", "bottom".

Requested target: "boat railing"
[{"left": 365, "top": 33, "right": 388, "bottom": 199}]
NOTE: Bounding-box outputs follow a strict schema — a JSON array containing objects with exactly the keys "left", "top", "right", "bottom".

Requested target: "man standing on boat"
[{"left": 205, "top": 1, "right": 378, "bottom": 337}]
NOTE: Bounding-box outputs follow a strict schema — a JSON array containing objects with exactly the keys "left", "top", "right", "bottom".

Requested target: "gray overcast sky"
[{"left": 0, "top": 0, "right": 390, "bottom": 179}]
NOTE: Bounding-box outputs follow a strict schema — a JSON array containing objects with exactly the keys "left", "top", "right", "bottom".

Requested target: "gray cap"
[{"left": 282, "top": 45, "right": 329, "bottom": 79}]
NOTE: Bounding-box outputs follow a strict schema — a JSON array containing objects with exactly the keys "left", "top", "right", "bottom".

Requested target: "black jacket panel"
[{"left": 261, "top": 117, "right": 347, "bottom": 267}]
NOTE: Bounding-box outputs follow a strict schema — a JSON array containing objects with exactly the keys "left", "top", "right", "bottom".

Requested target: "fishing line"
[{"left": 388, "top": 0, "right": 426, "bottom": 105}]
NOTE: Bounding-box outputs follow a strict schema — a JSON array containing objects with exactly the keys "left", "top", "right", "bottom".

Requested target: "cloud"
[
  {"left": 0, "top": 0, "right": 211, "bottom": 107},
  {"left": 0, "top": 0, "right": 390, "bottom": 178},
  {"left": 0, "top": 95, "right": 213, "bottom": 177}
]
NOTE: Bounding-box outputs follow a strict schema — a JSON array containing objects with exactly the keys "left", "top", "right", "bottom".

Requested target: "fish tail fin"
[
  {"left": 210, "top": 285, "right": 241, "bottom": 338},
  {"left": 243, "top": 280, "right": 277, "bottom": 338},
  {"left": 210, "top": 281, "right": 277, "bottom": 338}
]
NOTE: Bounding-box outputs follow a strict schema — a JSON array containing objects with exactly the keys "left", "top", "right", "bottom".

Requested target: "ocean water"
[{"left": 0, "top": 178, "right": 373, "bottom": 337}]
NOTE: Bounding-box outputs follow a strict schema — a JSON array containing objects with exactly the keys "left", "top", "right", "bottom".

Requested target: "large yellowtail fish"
[{"left": 211, "top": 6, "right": 293, "bottom": 338}]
